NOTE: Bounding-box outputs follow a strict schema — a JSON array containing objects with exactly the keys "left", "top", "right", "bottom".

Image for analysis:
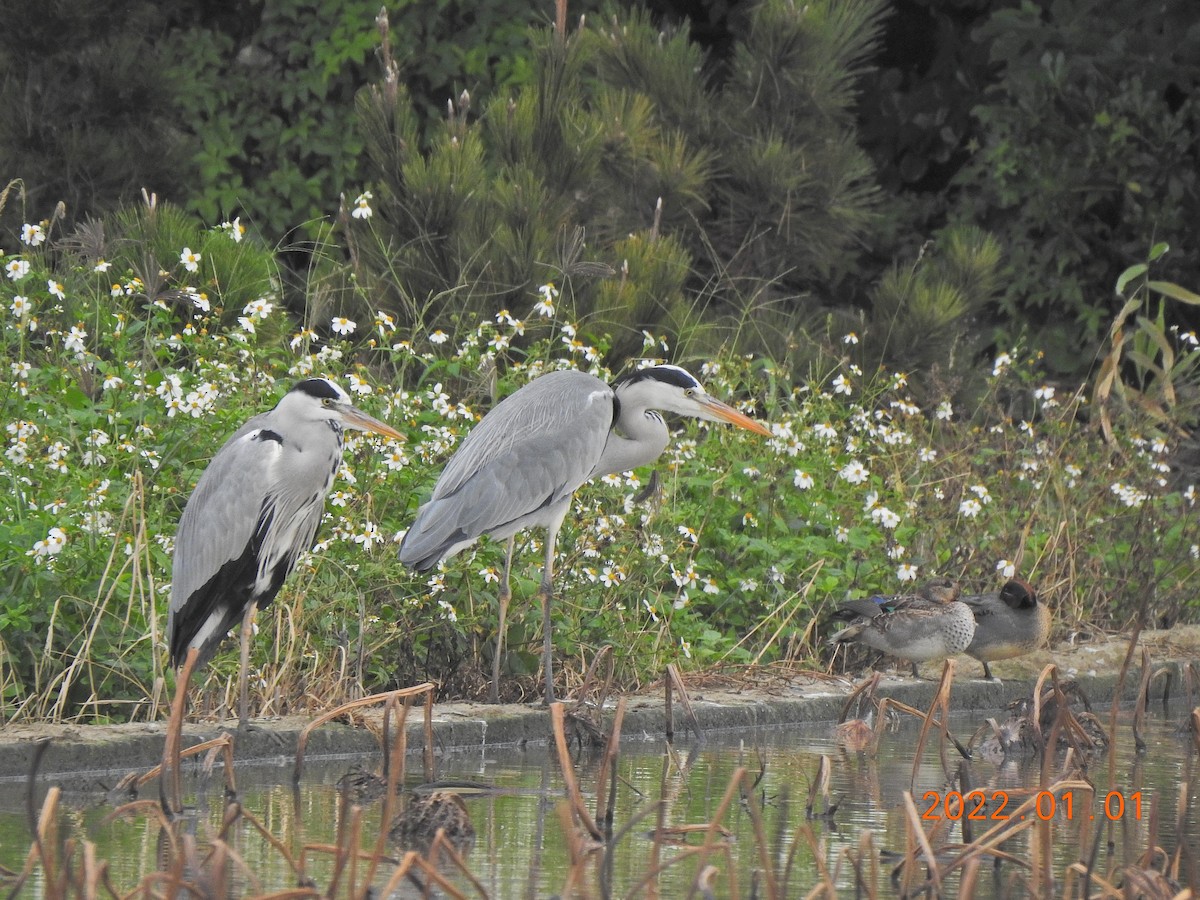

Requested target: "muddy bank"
[{"left": 2, "top": 625, "right": 1197, "bottom": 784}]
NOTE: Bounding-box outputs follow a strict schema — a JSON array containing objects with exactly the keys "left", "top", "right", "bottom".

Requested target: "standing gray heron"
[
  {"left": 167, "top": 377, "right": 404, "bottom": 729},
  {"left": 398, "top": 364, "right": 772, "bottom": 704}
]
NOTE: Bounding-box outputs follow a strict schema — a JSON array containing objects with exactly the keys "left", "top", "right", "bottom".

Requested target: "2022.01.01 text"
[{"left": 920, "top": 789, "right": 1143, "bottom": 822}]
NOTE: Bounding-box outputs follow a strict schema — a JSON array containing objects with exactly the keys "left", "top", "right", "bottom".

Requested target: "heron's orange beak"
[
  {"left": 341, "top": 406, "right": 405, "bottom": 441},
  {"left": 696, "top": 395, "right": 773, "bottom": 436}
]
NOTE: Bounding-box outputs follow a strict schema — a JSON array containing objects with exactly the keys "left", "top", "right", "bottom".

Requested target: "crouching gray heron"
[
  {"left": 398, "top": 364, "right": 772, "bottom": 704},
  {"left": 167, "top": 377, "right": 404, "bottom": 729}
]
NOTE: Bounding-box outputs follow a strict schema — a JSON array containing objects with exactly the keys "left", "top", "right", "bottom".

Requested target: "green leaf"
[
  {"left": 1147, "top": 281, "right": 1200, "bottom": 306},
  {"left": 1114, "top": 263, "right": 1146, "bottom": 296}
]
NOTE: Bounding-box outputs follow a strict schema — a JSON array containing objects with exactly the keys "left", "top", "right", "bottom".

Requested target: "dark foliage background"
[{"left": 2, "top": 0, "right": 1198, "bottom": 379}]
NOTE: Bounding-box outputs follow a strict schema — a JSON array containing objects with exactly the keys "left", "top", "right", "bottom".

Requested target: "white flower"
[
  {"left": 93, "top": 259, "right": 112, "bottom": 273},
  {"left": 919, "top": 447, "right": 937, "bottom": 462},
  {"left": 428, "top": 329, "right": 449, "bottom": 345},
  {"left": 832, "top": 374, "right": 852, "bottom": 396},
  {"left": 936, "top": 401, "right": 953, "bottom": 420},
  {"left": 180, "top": 247, "right": 201, "bottom": 273},
  {"left": 47, "top": 279, "right": 65, "bottom": 300},
  {"left": 677, "top": 525, "right": 699, "bottom": 544},
  {"left": 835, "top": 526, "right": 850, "bottom": 543},
  {"left": 871, "top": 506, "right": 900, "bottom": 529},
  {"left": 353, "top": 522, "right": 382, "bottom": 551},
  {"left": 222, "top": 218, "right": 245, "bottom": 242},
  {"left": 10, "top": 295, "right": 30, "bottom": 317},
  {"left": 996, "top": 559, "right": 1016, "bottom": 578},
  {"left": 897, "top": 563, "right": 918, "bottom": 582},
  {"left": 600, "top": 566, "right": 625, "bottom": 588},
  {"left": 6, "top": 259, "right": 31, "bottom": 281},
  {"left": 813, "top": 422, "right": 837, "bottom": 441},
  {"left": 331, "top": 317, "right": 357, "bottom": 336},
  {"left": 352, "top": 191, "right": 373, "bottom": 219},
  {"left": 680, "top": 638, "right": 692, "bottom": 659},
  {"left": 63, "top": 324, "right": 87, "bottom": 356},
  {"left": 793, "top": 470, "right": 814, "bottom": 490},
  {"left": 243, "top": 297, "right": 274, "bottom": 319},
  {"left": 28, "top": 526, "right": 67, "bottom": 561},
  {"left": 842, "top": 332, "right": 859, "bottom": 345},
  {"left": 533, "top": 282, "right": 558, "bottom": 317},
  {"left": 992, "top": 352, "right": 1013, "bottom": 376},
  {"left": 838, "top": 460, "right": 868, "bottom": 485},
  {"left": 959, "top": 498, "right": 983, "bottom": 518},
  {"left": 21, "top": 223, "right": 46, "bottom": 246}
]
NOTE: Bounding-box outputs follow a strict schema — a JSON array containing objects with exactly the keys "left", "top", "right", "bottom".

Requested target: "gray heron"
[
  {"left": 398, "top": 364, "right": 772, "bottom": 704},
  {"left": 167, "top": 377, "right": 404, "bottom": 729}
]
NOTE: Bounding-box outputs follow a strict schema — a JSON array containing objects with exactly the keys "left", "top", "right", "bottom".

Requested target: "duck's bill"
[
  {"left": 343, "top": 406, "right": 405, "bottom": 441},
  {"left": 698, "top": 396, "right": 773, "bottom": 436}
]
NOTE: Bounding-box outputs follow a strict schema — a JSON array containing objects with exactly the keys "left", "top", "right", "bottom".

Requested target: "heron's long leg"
[
  {"left": 238, "top": 603, "right": 255, "bottom": 730},
  {"left": 489, "top": 536, "right": 515, "bottom": 703},
  {"left": 539, "top": 521, "right": 560, "bottom": 706}
]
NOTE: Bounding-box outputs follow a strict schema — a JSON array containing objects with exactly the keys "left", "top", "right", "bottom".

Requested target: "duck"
[
  {"left": 829, "top": 577, "right": 975, "bottom": 677},
  {"left": 961, "top": 578, "right": 1050, "bottom": 679}
]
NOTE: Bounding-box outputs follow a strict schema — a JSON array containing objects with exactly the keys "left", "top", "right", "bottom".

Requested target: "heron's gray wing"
[
  {"left": 168, "top": 413, "right": 278, "bottom": 620},
  {"left": 400, "top": 371, "right": 615, "bottom": 568}
]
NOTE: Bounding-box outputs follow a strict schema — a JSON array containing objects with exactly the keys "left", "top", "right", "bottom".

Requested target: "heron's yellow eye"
[{"left": 322, "top": 398, "right": 333, "bottom": 407}]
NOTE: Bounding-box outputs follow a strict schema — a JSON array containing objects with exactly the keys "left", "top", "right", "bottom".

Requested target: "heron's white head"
[
  {"left": 284, "top": 378, "right": 405, "bottom": 440},
  {"left": 612, "top": 365, "right": 771, "bottom": 435}
]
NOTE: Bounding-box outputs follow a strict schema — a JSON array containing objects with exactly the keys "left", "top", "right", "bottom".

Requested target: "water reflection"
[{"left": 0, "top": 706, "right": 1195, "bottom": 896}]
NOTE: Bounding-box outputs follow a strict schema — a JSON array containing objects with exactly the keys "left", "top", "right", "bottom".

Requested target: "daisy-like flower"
[
  {"left": 959, "top": 497, "right": 983, "bottom": 518},
  {"left": 835, "top": 525, "right": 850, "bottom": 543},
  {"left": 10, "top": 295, "right": 30, "bottom": 317},
  {"left": 351, "top": 191, "right": 373, "bottom": 219},
  {"left": 222, "top": 218, "right": 245, "bottom": 242},
  {"left": 244, "top": 297, "right": 274, "bottom": 319},
  {"left": 93, "top": 259, "right": 112, "bottom": 273},
  {"left": 919, "top": 447, "right": 937, "bottom": 462},
  {"left": 179, "top": 247, "right": 201, "bottom": 273},
  {"left": 680, "top": 638, "right": 692, "bottom": 660},
  {"left": 813, "top": 422, "right": 837, "bottom": 441},
  {"left": 992, "top": 352, "right": 1013, "bottom": 376},
  {"left": 678, "top": 525, "right": 699, "bottom": 544},
  {"left": 600, "top": 565, "right": 626, "bottom": 588},
  {"left": 996, "top": 559, "right": 1016, "bottom": 578},
  {"left": 63, "top": 324, "right": 87, "bottom": 356},
  {"left": 842, "top": 332, "right": 859, "bottom": 345},
  {"left": 353, "top": 522, "right": 382, "bottom": 551},
  {"left": 1033, "top": 385, "right": 1057, "bottom": 407},
  {"left": 437, "top": 599, "right": 457, "bottom": 622},
  {"left": 428, "top": 329, "right": 449, "bottom": 345},
  {"left": 331, "top": 316, "right": 357, "bottom": 336},
  {"left": 28, "top": 526, "right": 67, "bottom": 561},
  {"left": 871, "top": 506, "right": 900, "bottom": 529},
  {"left": 897, "top": 563, "right": 918, "bottom": 582},
  {"left": 793, "top": 470, "right": 814, "bottom": 489},
  {"left": 832, "top": 373, "right": 852, "bottom": 395},
  {"left": 6, "top": 259, "right": 31, "bottom": 281},
  {"left": 47, "top": 279, "right": 65, "bottom": 300},
  {"left": 21, "top": 223, "right": 46, "bottom": 246},
  {"left": 936, "top": 401, "right": 953, "bottom": 420},
  {"left": 838, "top": 460, "right": 868, "bottom": 485},
  {"left": 533, "top": 282, "right": 558, "bottom": 317}
]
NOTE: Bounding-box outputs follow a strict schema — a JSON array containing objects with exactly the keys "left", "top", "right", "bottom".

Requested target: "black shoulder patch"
[
  {"left": 612, "top": 364, "right": 699, "bottom": 391},
  {"left": 292, "top": 378, "right": 343, "bottom": 401},
  {"left": 255, "top": 429, "right": 284, "bottom": 444}
]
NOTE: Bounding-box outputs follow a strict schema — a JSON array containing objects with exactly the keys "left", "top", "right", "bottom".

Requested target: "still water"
[{"left": 1, "top": 705, "right": 1195, "bottom": 896}]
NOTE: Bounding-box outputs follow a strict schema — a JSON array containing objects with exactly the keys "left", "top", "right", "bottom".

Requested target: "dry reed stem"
[
  {"left": 683, "top": 766, "right": 744, "bottom": 900},
  {"left": 737, "top": 776, "right": 778, "bottom": 900},
  {"left": 595, "top": 696, "right": 628, "bottom": 827},
  {"left": 549, "top": 701, "right": 604, "bottom": 841},
  {"left": 796, "top": 824, "right": 835, "bottom": 899},
  {"left": 907, "top": 658, "right": 957, "bottom": 792},
  {"left": 291, "top": 682, "right": 434, "bottom": 783}
]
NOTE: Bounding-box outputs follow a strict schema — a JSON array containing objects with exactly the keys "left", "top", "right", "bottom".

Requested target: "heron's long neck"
[{"left": 592, "top": 396, "right": 670, "bottom": 478}]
